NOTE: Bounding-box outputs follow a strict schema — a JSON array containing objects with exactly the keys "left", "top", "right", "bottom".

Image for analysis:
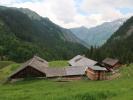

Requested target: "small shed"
[
  {"left": 86, "top": 65, "right": 107, "bottom": 80},
  {"left": 68, "top": 55, "right": 98, "bottom": 67},
  {"left": 8, "top": 56, "right": 48, "bottom": 80},
  {"left": 102, "top": 58, "right": 121, "bottom": 70}
]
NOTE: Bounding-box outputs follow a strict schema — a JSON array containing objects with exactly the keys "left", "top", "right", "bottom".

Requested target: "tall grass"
[{"left": 0, "top": 79, "right": 118, "bottom": 100}]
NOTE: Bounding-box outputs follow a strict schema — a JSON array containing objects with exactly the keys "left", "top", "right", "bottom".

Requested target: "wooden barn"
[
  {"left": 8, "top": 55, "right": 88, "bottom": 81},
  {"left": 86, "top": 65, "right": 107, "bottom": 80},
  {"left": 8, "top": 55, "right": 113, "bottom": 81},
  {"left": 102, "top": 58, "right": 121, "bottom": 70},
  {"left": 8, "top": 56, "right": 48, "bottom": 80},
  {"left": 68, "top": 55, "right": 108, "bottom": 80}
]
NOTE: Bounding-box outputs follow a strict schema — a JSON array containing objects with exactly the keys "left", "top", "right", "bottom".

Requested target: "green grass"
[
  {"left": 0, "top": 63, "right": 20, "bottom": 82},
  {"left": 0, "top": 61, "right": 133, "bottom": 100},
  {"left": 49, "top": 60, "right": 69, "bottom": 67},
  {"left": 0, "top": 61, "right": 15, "bottom": 69}
]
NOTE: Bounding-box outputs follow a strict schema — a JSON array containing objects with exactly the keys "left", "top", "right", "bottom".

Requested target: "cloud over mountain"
[{"left": 0, "top": 0, "right": 133, "bottom": 28}]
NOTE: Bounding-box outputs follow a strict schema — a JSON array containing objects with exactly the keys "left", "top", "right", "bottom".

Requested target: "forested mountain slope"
[
  {"left": 86, "top": 16, "right": 133, "bottom": 63},
  {"left": 0, "top": 6, "right": 87, "bottom": 62}
]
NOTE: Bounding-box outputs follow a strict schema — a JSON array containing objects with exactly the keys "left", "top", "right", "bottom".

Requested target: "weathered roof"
[
  {"left": 8, "top": 56, "right": 48, "bottom": 78},
  {"left": 33, "top": 56, "right": 48, "bottom": 66},
  {"left": 46, "top": 66, "right": 87, "bottom": 77},
  {"left": 102, "top": 58, "right": 119, "bottom": 66},
  {"left": 65, "top": 66, "right": 86, "bottom": 76},
  {"left": 45, "top": 67, "right": 66, "bottom": 77},
  {"left": 9, "top": 56, "right": 88, "bottom": 78},
  {"left": 68, "top": 55, "right": 97, "bottom": 66},
  {"left": 88, "top": 65, "right": 107, "bottom": 71},
  {"left": 9, "top": 55, "right": 107, "bottom": 79}
]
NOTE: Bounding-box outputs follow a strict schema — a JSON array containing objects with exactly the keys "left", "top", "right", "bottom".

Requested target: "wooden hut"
[
  {"left": 8, "top": 55, "right": 111, "bottom": 81},
  {"left": 8, "top": 56, "right": 48, "bottom": 80},
  {"left": 8, "top": 55, "right": 88, "bottom": 80},
  {"left": 102, "top": 58, "right": 121, "bottom": 70},
  {"left": 68, "top": 55, "right": 108, "bottom": 80},
  {"left": 86, "top": 65, "right": 107, "bottom": 80}
]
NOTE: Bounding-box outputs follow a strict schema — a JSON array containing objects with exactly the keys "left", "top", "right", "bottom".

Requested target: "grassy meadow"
[
  {"left": 0, "top": 61, "right": 133, "bottom": 100},
  {"left": 49, "top": 60, "right": 69, "bottom": 67}
]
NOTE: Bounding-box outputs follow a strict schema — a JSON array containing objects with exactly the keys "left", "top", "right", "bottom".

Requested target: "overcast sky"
[{"left": 0, "top": 0, "right": 133, "bottom": 28}]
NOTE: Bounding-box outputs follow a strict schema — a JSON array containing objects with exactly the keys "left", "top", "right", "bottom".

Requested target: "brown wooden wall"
[
  {"left": 11, "top": 66, "right": 46, "bottom": 79},
  {"left": 86, "top": 68, "right": 106, "bottom": 80}
]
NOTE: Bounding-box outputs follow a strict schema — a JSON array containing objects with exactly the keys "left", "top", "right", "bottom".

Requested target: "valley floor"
[{"left": 0, "top": 61, "right": 133, "bottom": 100}]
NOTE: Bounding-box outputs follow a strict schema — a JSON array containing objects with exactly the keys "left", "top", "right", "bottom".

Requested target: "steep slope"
[
  {"left": 19, "top": 8, "right": 87, "bottom": 45},
  {"left": 60, "top": 28, "right": 89, "bottom": 48},
  {"left": 70, "top": 26, "right": 89, "bottom": 40},
  {"left": 0, "top": 6, "right": 87, "bottom": 62},
  {"left": 86, "top": 16, "right": 133, "bottom": 63},
  {"left": 18, "top": 8, "right": 89, "bottom": 48},
  {"left": 71, "top": 19, "right": 126, "bottom": 46},
  {"left": 101, "top": 16, "right": 133, "bottom": 63}
]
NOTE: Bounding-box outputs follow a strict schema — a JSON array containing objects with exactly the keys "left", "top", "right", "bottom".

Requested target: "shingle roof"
[
  {"left": 45, "top": 67, "right": 66, "bottom": 77},
  {"left": 46, "top": 66, "right": 87, "bottom": 77},
  {"left": 88, "top": 65, "right": 107, "bottom": 71},
  {"left": 102, "top": 58, "right": 119, "bottom": 66},
  {"left": 68, "top": 55, "right": 97, "bottom": 66},
  {"left": 8, "top": 56, "right": 48, "bottom": 78},
  {"left": 33, "top": 56, "right": 48, "bottom": 66},
  {"left": 65, "top": 66, "right": 86, "bottom": 76}
]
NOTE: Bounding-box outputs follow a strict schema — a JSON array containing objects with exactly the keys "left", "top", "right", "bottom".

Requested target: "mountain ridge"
[
  {"left": 18, "top": 7, "right": 89, "bottom": 47},
  {"left": 71, "top": 18, "right": 126, "bottom": 46},
  {"left": 0, "top": 6, "right": 87, "bottom": 62}
]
